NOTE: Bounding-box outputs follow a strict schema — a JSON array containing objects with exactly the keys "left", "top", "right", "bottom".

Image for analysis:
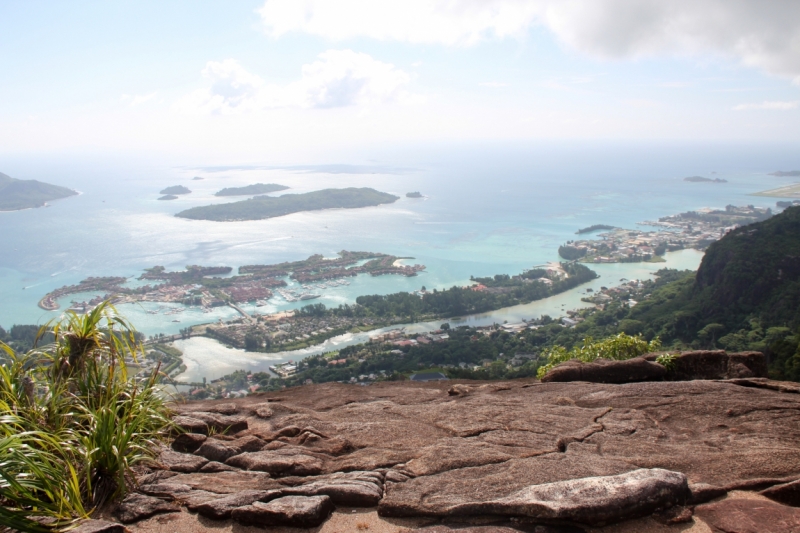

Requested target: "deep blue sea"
[{"left": 1, "top": 141, "right": 797, "bottom": 380}]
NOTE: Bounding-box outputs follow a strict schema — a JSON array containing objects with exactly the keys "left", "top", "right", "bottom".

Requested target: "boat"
[{"left": 300, "top": 293, "right": 321, "bottom": 300}]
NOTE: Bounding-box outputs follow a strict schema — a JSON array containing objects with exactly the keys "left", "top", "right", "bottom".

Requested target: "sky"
[{"left": 1, "top": 0, "right": 799, "bottom": 163}]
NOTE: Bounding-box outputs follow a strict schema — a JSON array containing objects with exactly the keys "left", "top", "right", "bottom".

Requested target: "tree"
[{"left": 697, "top": 323, "right": 725, "bottom": 348}]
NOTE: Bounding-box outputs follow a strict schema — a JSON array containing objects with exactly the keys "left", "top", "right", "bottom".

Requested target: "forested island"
[
  {"left": 175, "top": 187, "right": 400, "bottom": 221},
  {"left": 769, "top": 170, "right": 800, "bottom": 177},
  {"left": 214, "top": 183, "right": 289, "bottom": 196},
  {"left": 0, "top": 171, "right": 77, "bottom": 211},
  {"left": 684, "top": 176, "right": 727, "bottom": 183},
  {"left": 157, "top": 195, "right": 178, "bottom": 201},
  {"left": 576, "top": 224, "right": 615, "bottom": 234},
  {"left": 159, "top": 185, "right": 191, "bottom": 195},
  {"left": 406, "top": 191, "right": 423, "bottom": 198}
]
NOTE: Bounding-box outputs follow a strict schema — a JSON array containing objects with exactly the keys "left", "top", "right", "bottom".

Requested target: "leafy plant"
[
  {"left": 655, "top": 353, "right": 678, "bottom": 371},
  {"left": 0, "top": 301, "right": 172, "bottom": 532},
  {"left": 537, "top": 333, "right": 662, "bottom": 379}
]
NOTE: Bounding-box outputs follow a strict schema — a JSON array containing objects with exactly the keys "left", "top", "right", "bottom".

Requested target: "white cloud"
[
  {"left": 257, "top": 0, "right": 800, "bottom": 82},
  {"left": 174, "top": 50, "right": 414, "bottom": 114},
  {"left": 120, "top": 92, "right": 158, "bottom": 106},
  {"left": 479, "top": 82, "right": 508, "bottom": 88},
  {"left": 733, "top": 101, "right": 799, "bottom": 111}
]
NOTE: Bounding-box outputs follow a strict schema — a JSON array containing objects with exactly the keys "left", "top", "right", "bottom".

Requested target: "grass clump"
[
  {"left": 537, "top": 333, "right": 662, "bottom": 379},
  {"left": 0, "top": 302, "right": 172, "bottom": 532}
]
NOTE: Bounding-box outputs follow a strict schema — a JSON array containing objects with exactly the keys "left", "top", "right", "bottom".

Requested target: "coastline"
[{"left": 170, "top": 248, "right": 704, "bottom": 383}]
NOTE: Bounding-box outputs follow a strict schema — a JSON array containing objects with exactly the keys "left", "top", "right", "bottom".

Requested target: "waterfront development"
[{"left": 558, "top": 204, "right": 772, "bottom": 263}]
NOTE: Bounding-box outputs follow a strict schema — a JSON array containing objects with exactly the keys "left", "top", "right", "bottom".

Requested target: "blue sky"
[{"left": 1, "top": 1, "right": 798, "bottom": 162}]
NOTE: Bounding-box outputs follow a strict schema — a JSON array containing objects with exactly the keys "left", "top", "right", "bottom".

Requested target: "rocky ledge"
[{"left": 103, "top": 351, "right": 800, "bottom": 533}]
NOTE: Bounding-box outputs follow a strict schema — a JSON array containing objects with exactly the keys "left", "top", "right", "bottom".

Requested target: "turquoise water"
[{"left": 1, "top": 142, "right": 796, "bottom": 340}]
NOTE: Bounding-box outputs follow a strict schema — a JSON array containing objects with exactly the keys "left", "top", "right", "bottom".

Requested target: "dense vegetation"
[
  {"left": 0, "top": 303, "right": 171, "bottom": 531},
  {"left": 576, "top": 224, "right": 614, "bottom": 234},
  {"left": 347, "top": 263, "right": 597, "bottom": 320},
  {"left": 175, "top": 187, "right": 400, "bottom": 221},
  {"left": 0, "top": 172, "right": 77, "bottom": 211},
  {"left": 214, "top": 183, "right": 289, "bottom": 196}
]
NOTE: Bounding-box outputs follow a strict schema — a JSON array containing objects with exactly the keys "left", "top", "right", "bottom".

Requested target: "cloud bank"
[
  {"left": 176, "top": 50, "right": 413, "bottom": 114},
  {"left": 258, "top": 0, "right": 800, "bottom": 82},
  {"left": 733, "top": 101, "right": 799, "bottom": 111}
]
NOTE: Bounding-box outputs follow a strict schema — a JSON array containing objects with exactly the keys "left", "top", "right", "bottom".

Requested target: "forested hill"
[
  {"left": 694, "top": 205, "right": 800, "bottom": 325},
  {"left": 0, "top": 172, "right": 77, "bottom": 210},
  {"left": 569, "top": 206, "right": 800, "bottom": 380}
]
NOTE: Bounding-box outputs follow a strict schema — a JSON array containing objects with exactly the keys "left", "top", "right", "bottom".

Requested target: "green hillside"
[
  {"left": 541, "top": 206, "right": 800, "bottom": 380},
  {"left": 0, "top": 172, "right": 77, "bottom": 211},
  {"left": 176, "top": 187, "right": 399, "bottom": 221}
]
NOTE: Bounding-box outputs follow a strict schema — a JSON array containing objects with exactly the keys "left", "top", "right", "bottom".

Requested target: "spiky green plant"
[
  {"left": 0, "top": 301, "right": 172, "bottom": 532},
  {"left": 536, "top": 333, "right": 662, "bottom": 379}
]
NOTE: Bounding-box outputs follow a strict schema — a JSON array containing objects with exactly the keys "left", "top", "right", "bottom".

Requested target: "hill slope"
[{"left": 0, "top": 172, "right": 77, "bottom": 210}]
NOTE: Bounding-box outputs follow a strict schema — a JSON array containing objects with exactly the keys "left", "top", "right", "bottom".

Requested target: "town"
[{"left": 558, "top": 204, "right": 773, "bottom": 263}]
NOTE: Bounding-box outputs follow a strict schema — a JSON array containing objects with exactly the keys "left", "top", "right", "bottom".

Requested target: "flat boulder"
[
  {"left": 115, "top": 493, "right": 179, "bottom": 524},
  {"left": 282, "top": 471, "right": 384, "bottom": 506},
  {"left": 168, "top": 471, "right": 279, "bottom": 494},
  {"left": 199, "top": 461, "right": 239, "bottom": 473},
  {"left": 171, "top": 432, "right": 206, "bottom": 453},
  {"left": 226, "top": 450, "right": 324, "bottom": 476},
  {"left": 694, "top": 498, "right": 800, "bottom": 532},
  {"left": 188, "top": 412, "right": 248, "bottom": 434},
  {"left": 231, "top": 495, "right": 334, "bottom": 528},
  {"left": 542, "top": 357, "right": 667, "bottom": 384},
  {"left": 190, "top": 489, "right": 282, "bottom": 519},
  {"left": 381, "top": 466, "right": 689, "bottom": 526},
  {"left": 172, "top": 415, "right": 208, "bottom": 435},
  {"left": 194, "top": 440, "right": 240, "bottom": 463},
  {"left": 159, "top": 450, "right": 208, "bottom": 473}
]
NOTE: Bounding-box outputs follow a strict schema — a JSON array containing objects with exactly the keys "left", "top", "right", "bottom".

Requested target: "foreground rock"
[
  {"left": 541, "top": 357, "right": 666, "bottom": 384},
  {"left": 115, "top": 493, "right": 179, "bottom": 524},
  {"left": 380, "top": 467, "right": 688, "bottom": 524},
  {"left": 231, "top": 495, "right": 335, "bottom": 527},
  {"left": 120, "top": 377, "right": 800, "bottom": 531}
]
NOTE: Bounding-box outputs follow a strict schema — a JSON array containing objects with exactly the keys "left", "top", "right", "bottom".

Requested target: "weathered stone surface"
[
  {"left": 159, "top": 450, "right": 208, "bottom": 473},
  {"left": 171, "top": 432, "right": 206, "bottom": 453},
  {"left": 167, "top": 471, "right": 279, "bottom": 494},
  {"left": 115, "top": 493, "right": 179, "bottom": 524},
  {"left": 663, "top": 350, "right": 768, "bottom": 381},
  {"left": 171, "top": 415, "right": 208, "bottom": 435},
  {"left": 194, "top": 440, "right": 239, "bottom": 463},
  {"left": 137, "top": 481, "right": 192, "bottom": 500},
  {"left": 187, "top": 412, "right": 248, "bottom": 434},
  {"left": 414, "top": 527, "right": 583, "bottom": 533},
  {"left": 206, "top": 402, "right": 238, "bottom": 415},
  {"left": 199, "top": 461, "right": 239, "bottom": 473},
  {"left": 251, "top": 402, "right": 274, "bottom": 418},
  {"left": 381, "top": 468, "right": 688, "bottom": 525},
  {"left": 226, "top": 449, "right": 324, "bottom": 476},
  {"left": 169, "top": 378, "right": 800, "bottom": 529},
  {"left": 191, "top": 489, "right": 281, "bottom": 519},
  {"left": 694, "top": 498, "right": 800, "bottom": 532},
  {"left": 231, "top": 495, "right": 334, "bottom": 528},
  {"left": 71, "top": 519, "right": 130, "bottom": 533},
  {"left": 281, "top": 471, "right": 383, "bottom": 506},
  {"left": 762, "top": 479, "right": 800, "bottom": 507},
  {"left": 541, "top": 357, "right": 667, "bottom": 384}
]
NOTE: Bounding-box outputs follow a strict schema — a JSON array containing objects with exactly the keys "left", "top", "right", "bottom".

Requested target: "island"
[
  {"left": 576, "top": 224, "right": 615, "bottom": 234},
  {"left": 0, "top": 172, "right": 77, "bottom": 211},
  {"left": 157, "top": 195, "right": 178, "bottom": 201},
  {"left": 175, "top": 187, "right": 400, "bottom": 221},
  {"left": 406, "top": 191, "right": 423, "bottom": 198},
  {"left": 159, "top": 185, "right": 191, "bottom": 195},
  {"left": 214, "top": 183, "right": 289, "bottom": 197},
  {"left": 191, "top": 176, "right": 204, "bottom": 180},
  {"left": 769, "top": 170, "right": 800, "bottom": 177},
  {"left": 684, "top": 176, "right": 727, "bottom": 183},
  {"left": 38, "top": 250, "right": 424, "bottom": 312}
]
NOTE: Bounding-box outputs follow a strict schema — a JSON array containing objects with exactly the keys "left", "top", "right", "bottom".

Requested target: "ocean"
[{"left": 1, "top": 141, "right": 797, "bottom": 380}]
